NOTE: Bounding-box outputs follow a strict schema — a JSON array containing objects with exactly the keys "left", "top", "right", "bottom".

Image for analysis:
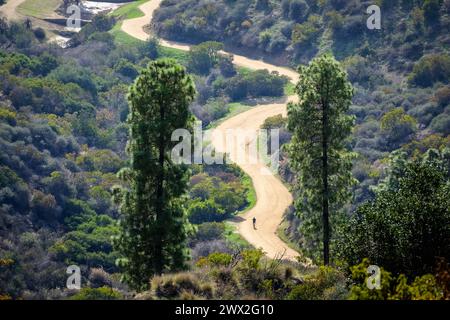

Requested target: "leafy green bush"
[
  {"left": 430, "top": 112, "right": 450, "bottom": 135},
  {"left": 287, "top": 266, "right": 347, "bottom": 300},
  {"left": 348, "top": 258, "right": 447, "bottom": 300},
  {"left": 70, "top": 286, "right": 123, "bottom": 300},
  {"left": 409, "top": 54, "right": 450, "bottom": 87},
  {"left": 187, "top": 172, "right": 249, "bottom": 224},
  {"left": 434, "top": 85, "right": 450, "bottom": 107},
  {"left": 292, "top": 15, "right": 321, "bottom": 48},
  {"left": 380, "top": 108, "right": 417, "bottom": 149},
  {"left": 33, "top": 27, "right": 46, "bottom": 41},
  {"left": 197, "top": 252, "right": 232, "bottom": 267},
  {"left": 214, "top": 69, "right": 287, "bottom": 101},
  {"left": 338, "top": 150, "right": 450, "bottom": 277},
  {"left": 151, "top": 272, "right": 214, "bottom": 299},
  {"left": 139, "top": 37, "right": 160, "bottom": 59},
  {"left": 188, "top": 199, "right": 226, "bottom": 224},
  {"left": 0, "top": 107, "right": 16, "bottom": 126},
  {"left": 193, "top": 222, "right": 226, "bottom": 242},
  {"left": 114, "top": 59, "right": 139, "bottom": 79},
  {"left": 423, "top": 0, "right": 441, "bottom": 28},
  {"left": 188, "top": 42, "right": 224, "bottom": 75}
]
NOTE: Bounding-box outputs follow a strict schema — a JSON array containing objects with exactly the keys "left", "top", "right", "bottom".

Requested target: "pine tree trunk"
[
  {"left": 154, "top": 102, "right": 165, "bottom": 275},
  {"left": 322, "top": 98, "right": 330, "bottom": 266}
]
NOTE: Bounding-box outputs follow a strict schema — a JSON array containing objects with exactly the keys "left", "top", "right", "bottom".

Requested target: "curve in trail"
[
  {"left": 0, "top": 0, "right": 71, "bottom": 46},
  {"left": 0, "top": 0, "right": 27, "bottom": 21},
  {"left": 121, "top": 0, "right": 300, "bottom": 261}
]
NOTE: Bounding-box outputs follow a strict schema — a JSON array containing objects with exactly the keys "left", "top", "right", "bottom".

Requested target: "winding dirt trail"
[
  {"left": 0, "top": 0, "right": 69, "bottom": 45},
  {"left": 121, "top": 0, "right": 300, "bottom": 260},
  {"left": 0, "top": 0, "right": 27, "bottom": 20}
]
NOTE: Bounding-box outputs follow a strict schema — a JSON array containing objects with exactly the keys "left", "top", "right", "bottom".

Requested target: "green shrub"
[
  {"left": 287, "top": 266, "right": 347, "bottom": 300},
  {"left": 292, "top": 15, "right": 321, "bottom": 48},
  {"left": 409, "top": 54, "right": 450, "bottom": 87},
  {"left": 0, "top": 108, "right": 17, "bottom": 126},
  {"left": 236, "top": 249, "right": 265, "bottom": 291},
  {"left": 188, "top": 42, "right": 224, "bottom": 75},
  {"left": 194, "top": 222, "right": 226, "bottom": 242},
  {"left": 70, "top": 286, "right": 123, "bottom": 300},
  {"left": 33, "top": 27, "right": 46, "bottom": 41},
  {"left": 380, "top": 108, "right": 417, "bottom": 149},
  {"left": 197, "top": 252, "right": 232, "bottom": 268},
  {"left": 139, "top": 37, "right": 159, "bottom": 59},
  {"left": 434, "top": 86, "right": 450, "bottom": 107},
  {"left": 114, "top": 59, "right": 139, "bottom": 79},
  {"left": 430, "top": 112, "right": 450, "bottom": 135},
  {"left": 338, "top": 151, "right": 450, "bottom": 277},
  {"left": 423, "top": 0, "right": 441, "bottom": 27},
  {"left": 151, "top": 272, "right": 214, "bottom": 299},
  {"left": 349, "top": 259, "right": 447, "bottom": 300}
]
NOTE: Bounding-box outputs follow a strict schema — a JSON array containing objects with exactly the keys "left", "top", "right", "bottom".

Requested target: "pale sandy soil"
[
  {"left": 0, "top": 0, "right": 69, "bottom": 41},
  {"left": 122, "top": 0, "right": 302, "bottom": 261},
  {"left": 0, "top": 0, "right": 27, "bottom": 20}
]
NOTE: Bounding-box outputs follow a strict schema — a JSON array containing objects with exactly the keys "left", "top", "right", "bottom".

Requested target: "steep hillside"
[
  {"left": 154, "top": 0, "right": 450, "bottom": 65},
  {"left": 153, "top": 0, "right": 450, "bottom": 255},
  {"left": 0, "top": 12, "right": 290, "bottom": 298},
  {"left": 0, "top": 0, "right": 449, "bottom": 302}
]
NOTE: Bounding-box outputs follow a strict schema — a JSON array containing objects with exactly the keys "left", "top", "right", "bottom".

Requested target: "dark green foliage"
[
  {"left": 430, "top": 112, "right": 450, "bottom": 135},
  {"left": 255, "top": 0, "right": 270, "bottom": 11},
  {"left": 49, "top": 63, "right": 98, "bottom": 96},
  {"left": 51, "top": 218, "right": 119, "bottom": 271},
  {"left": 423, "top": 0, "right": 441, "bottom": 27},
  {"left": 188, "top": 41, "right": 224, "bottom": 75},
  {"left": 214, "top": 69, "right": 288, "bottom": 101},
  {"left": 287, "top": 266, "right": 346, "bottom": 300},
  {"left": 70, "top": 286, "right": 123, "bottom": 300},
  {"left": 434, "top": 85, "right": 450, "bottom": 107},
  {"left": 188, "top": 199, "right": 226, "bottom": 224},
  {"left": 409, "top": 54, "right": 450, "bottom": 87},
  {"left": 292, "top": 14, "right": 321, "bottom": 49},
  {"left": 338, "top": 150, "right": 450, "bottom": 277},
  {"left": 191, "top": 222, "right": 226, "bottom": 243},
  {"left": 287, "top": 54, "right": 355, "bottom": 264},
  {"left": 70, "top": 14, "right": 116, "bottom": 46},
  {"left": 113, "top": 59, "right": 196, "bottom": 290},
  {"left": 152, "top": 0, "right": 450, "bottom": 77},
  {"left": 151, "top": 272, "right": 214, "bottom": 299},
  {"left": 187, "top": 169, "right": 249, "bottom": 224},
  {"left": 139, "top": 37, "right": 160, "bottom": 60},
  {"left": 0, "top": 17, "right": 139, "bottom": 298},
  {"left": 380, "top": 108, "right": 418, "bottom": 150},
  {"left": 114, "top": 59, "right": 139, "bottom": 79},
  {"left": 88, "top": 32, "right": 115, "bottom": 48},
  {"left": 348, "top": 258, "right": 449, "bottom": 300},
  {"left": 33, "top": 27, "right": 46, "bottom": 41}
]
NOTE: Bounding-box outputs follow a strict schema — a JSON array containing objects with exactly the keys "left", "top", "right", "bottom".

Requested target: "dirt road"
[
  {"left": 121, "top": 0, "right": 300, "bottom": 260},
  {"left": 0, "top": 0, "right": 26, "bottom": 20},
  {"left": 0, "top": 0, "right": 69, "bottom": 43}
]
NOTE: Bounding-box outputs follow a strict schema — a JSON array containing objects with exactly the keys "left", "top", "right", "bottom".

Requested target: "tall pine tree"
[
  {"left": 287, "top": 54, "right": 355, "bottom": 265},
  {"left": 113, "top": 59, "right": 196, "bottom": 290}
]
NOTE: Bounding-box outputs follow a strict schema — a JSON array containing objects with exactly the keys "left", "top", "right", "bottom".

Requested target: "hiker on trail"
[{"left": 252, "top": 217, "right": 256, "bottom": 229}]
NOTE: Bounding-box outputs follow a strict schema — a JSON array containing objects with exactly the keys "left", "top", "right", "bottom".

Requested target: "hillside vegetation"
[
  {"left": 0, "top": 15, "right": 285, "bottom": 299},
  {"left": 0, "top": 0, "right": 449, "bottom": 301}
]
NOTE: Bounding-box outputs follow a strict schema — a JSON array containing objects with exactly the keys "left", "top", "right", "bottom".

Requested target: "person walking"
[{"left": 252, "top": 217, "right": 256, "bottom": 229}]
